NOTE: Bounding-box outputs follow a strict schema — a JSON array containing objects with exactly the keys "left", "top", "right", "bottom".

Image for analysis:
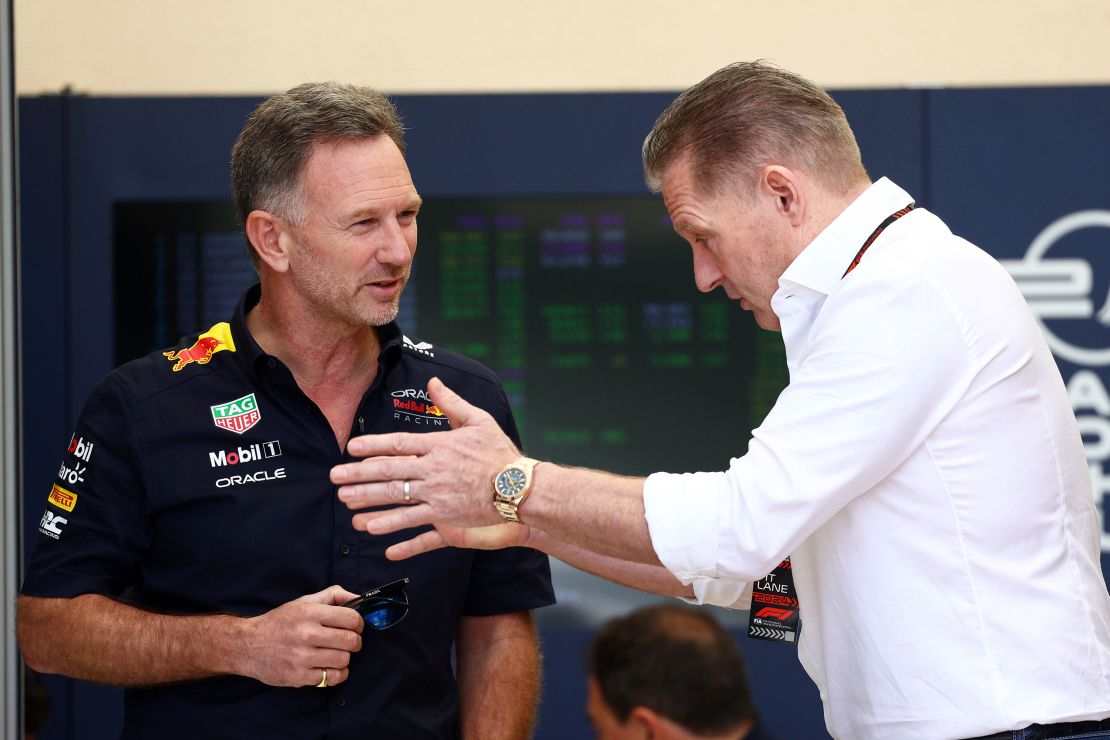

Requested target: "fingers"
[
  {"left": 337, "top": 479, "right": 422, "bottom": 509},
  {"left": 352, "top": 504, "right": 435, "bottom": 535},
  {"left": 308, "top": 666, "right": 349, "bottom": 688},
  {"left": 385, "top": 530, "right": 449, "bottom": 561},
  {"left": 426, "top": 377, "right": 490, "bottom": 428},
  {"left": 248, "top": 602, "right": 364, "bottom": 687},
  {"left": 319, "top": 604, "right": 365, "bottom": 634},
  {"left": 298, "top": 586, "right": 350, "bottom": 606},
  {"left": 331, "top": 456, "right": 424, "bottom": 489},
  {"left": 322, "top": 584, "right": 362, "bottom": 607},
  {"left": 314, "top": 623, "right": 363, "bottom": 653},
  {"left": 344, "top": 431, "right": 431, "bottom": 459}
]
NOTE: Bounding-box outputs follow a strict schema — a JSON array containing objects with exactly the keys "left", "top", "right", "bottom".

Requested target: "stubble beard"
[{"left": 290, "top": 247, "right": 405, "bottom": 329}]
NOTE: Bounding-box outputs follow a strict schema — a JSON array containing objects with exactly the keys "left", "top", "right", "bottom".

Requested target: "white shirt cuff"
[
  {"left": 644, "top": 470, "right": 727, "bottom": 581},
  {"left": 643, "top": 471, "right": 758, "bottom": 610},
  {"left": 680, "top": 578, "right": 753, "bottom": 610}
]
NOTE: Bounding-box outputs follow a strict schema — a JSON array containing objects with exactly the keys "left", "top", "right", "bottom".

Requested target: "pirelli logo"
[{"left": 48, "top": 483, "right": 77, "bottom": 512}]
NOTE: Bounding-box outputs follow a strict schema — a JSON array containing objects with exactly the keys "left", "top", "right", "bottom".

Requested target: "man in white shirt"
[{"left": 331, "top": 62, "right": 1110, "bottom": 740}]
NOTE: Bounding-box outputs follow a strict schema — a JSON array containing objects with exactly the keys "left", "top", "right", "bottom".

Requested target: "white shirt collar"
[{"left": 778, "top": 177, "right": 915, "bottom": 298}]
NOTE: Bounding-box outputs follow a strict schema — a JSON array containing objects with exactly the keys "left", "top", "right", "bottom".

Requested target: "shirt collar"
[
  {"left": 778, "top": 177, "right": 915, "bottom": 298},
  {"left": 230, "top": 283, "right": 266, "bottom": 373},
  {"left": 230, "top": 283, "right": 406, "bottom": 379}
]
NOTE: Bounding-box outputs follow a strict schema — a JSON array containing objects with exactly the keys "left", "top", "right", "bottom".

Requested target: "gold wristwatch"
[{"left": 492, "top": 457, "right": 540, "bottom": 523}]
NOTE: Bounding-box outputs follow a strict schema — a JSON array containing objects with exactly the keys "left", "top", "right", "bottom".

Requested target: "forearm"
[
  {"left": 525, "top": 529, "right": 692, "bottom": 598},
  {"left": 520, "top": 463, "right": 661, "bottom": 566},
  {"left": 456, "top": 612, "right": 540, "bottom": 740},
  {"left": 19, "top": 594, "right": 247, "bottom": 686}
]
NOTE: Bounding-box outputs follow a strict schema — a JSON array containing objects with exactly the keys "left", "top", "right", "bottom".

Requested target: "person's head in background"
[{"left": 587, "top": 605, "right": 758, "bottom": 740}]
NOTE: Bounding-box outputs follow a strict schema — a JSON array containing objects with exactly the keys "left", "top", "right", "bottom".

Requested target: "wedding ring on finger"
[
  {"left": 403, "top": 480, "right": 411, "bottom": 502},
  {"left": 316, "top": 669, "right": 328, "bottom": 688}
]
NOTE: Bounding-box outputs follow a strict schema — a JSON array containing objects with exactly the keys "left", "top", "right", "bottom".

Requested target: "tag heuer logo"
[{"left": 211, "top": 393, "right": 261, "bottom": 434}]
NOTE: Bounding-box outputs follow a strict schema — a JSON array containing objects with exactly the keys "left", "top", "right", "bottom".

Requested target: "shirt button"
[
  {"left": 266, "top": 358, "right": 277, "bottom": 369},
  {"left": 340, "top": 544, "right": 351, "bottom": 556},
  {"left": 303, "top": 404, "right": 314, "bottom": 414},
  {"left": 336, "top": 697, "right": 346, "bottom": 708}
]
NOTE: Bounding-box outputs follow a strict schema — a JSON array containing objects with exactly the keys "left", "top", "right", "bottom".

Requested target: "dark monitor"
[{"left": 115, "top": 197, "right": 787, "bottom": 478}]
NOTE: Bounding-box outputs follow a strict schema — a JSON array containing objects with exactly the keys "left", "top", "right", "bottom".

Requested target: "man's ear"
[
  {"left": 760, "top": 165, "right": 805, "bottom": 227},
  {"left": 627, "top": 706, "right": 666, "bottom": 739},
  {"left": 244, "top": 210, "right": 293, "bottom": 273}
]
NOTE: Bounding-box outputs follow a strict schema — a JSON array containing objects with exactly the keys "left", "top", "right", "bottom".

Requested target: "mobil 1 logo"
[{"left": 209, "top": 440, "right": 282, "bottom": 468}]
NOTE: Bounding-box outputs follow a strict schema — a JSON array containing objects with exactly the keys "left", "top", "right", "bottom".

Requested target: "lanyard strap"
[{"left": 841, "top": 203, "right": 915, "bottom": 278}]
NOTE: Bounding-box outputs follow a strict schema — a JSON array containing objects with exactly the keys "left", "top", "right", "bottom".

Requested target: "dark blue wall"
[{"left": 18, "top": 86, "right": 1110, "bottom": 740}]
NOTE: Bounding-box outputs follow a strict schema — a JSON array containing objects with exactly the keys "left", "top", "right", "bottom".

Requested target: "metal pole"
[{"left": 0, "top": 0, "right": 22, "bottom": 735}]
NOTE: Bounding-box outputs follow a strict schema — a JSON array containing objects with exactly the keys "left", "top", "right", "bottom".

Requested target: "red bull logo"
[
  {"left": 164, "top": 337, "right": 222, "bottom": 372},
  {"left": 162, "top": 322, "right": 236, "bottom": 372},
  {"left": 393, "top": 399, "right": 444, "bottom": 417},
  {"left": 391, "top": 389, "right": 450, "bottom": 427}
]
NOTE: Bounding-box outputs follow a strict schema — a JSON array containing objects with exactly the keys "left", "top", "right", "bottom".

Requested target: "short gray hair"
[
  {"left": 231, "top": 82, "right": 406, "bottom": 266},
  {"left": 642, "top": 61, "right": 867, "bottom": 198}
]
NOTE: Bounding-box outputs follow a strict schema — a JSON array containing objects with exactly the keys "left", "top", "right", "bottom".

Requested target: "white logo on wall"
[
  {"left": 1001, "top": 210, "right": 1110, "bottom": 552},
  {"left": 1001, "top": 210, "right": 1110, "bottom": 365}
]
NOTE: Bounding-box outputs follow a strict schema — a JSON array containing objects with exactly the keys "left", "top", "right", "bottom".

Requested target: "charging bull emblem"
[{"left": 164, "top": 336, "right": 223, "bottom": 372}]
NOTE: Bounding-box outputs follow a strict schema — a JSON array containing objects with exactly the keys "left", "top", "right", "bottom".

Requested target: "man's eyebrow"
[
  {"left": 672, "top": 218, "right": 696, "bottom": 235},
  {"left": 345, "top": 197, "right": 423, "bottom": 221}
]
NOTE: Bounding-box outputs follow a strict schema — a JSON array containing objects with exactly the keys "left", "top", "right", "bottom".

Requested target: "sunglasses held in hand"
[{"left": 342, "top": 577, "right": 410, "bottom": 630}]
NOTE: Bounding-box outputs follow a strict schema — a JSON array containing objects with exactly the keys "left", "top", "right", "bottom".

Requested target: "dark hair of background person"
[
  {"left": 641, "top": 60, "right": 868, "bottom": 201},
  {"left": 589, "top": 605, "right": 757, "bottom": 736},
  {"left": 229, "top": 81, "right": 407, "bottom": 269}
]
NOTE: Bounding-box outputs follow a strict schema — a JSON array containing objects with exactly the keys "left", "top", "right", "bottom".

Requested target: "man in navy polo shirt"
[{"left": 18, "top": 82, "right": 555, "bottom": 740}]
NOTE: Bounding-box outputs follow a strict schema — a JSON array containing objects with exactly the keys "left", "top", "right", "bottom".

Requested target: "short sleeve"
[
  {"left": 462, "top": 547, "right": 555, "bottom": 616},
  {"left": 21, "top": 374, "right": 151, "bottom": 599}
]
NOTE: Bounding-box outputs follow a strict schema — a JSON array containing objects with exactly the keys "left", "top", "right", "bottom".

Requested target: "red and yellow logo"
[
  {"left": 163, "top": 322, "right": 236, "bottom": 372},
  {"left": 48, "top": 483, "right": 77, "bottom": 512}
]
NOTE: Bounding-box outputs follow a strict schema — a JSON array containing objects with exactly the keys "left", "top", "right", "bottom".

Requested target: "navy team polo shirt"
[{"left": 22, "top": 284, "right": 555, "bottom": 740}]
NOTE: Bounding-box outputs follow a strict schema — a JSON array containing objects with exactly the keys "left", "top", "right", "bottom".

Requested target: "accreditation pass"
[{"left": 747, "top": 557, "right": 800, "bottom": 644}]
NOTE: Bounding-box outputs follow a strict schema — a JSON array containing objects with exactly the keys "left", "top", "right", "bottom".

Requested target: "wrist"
[
  {"left": 521, "top": 523, "right": 552, "bottom": 553},
  {"left": 492, "top": 456, "right": 540, "bottom": 523},
  {"left": 517, "top": 461, "right": 553, "bottom": 528},
  {"left": 209, "top": 614, "right": 253, "bottom": 677}
]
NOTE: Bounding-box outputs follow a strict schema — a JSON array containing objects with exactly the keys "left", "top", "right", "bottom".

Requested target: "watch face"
[{"left": 495, "top": 467, "right": 528, "bottom": 499}]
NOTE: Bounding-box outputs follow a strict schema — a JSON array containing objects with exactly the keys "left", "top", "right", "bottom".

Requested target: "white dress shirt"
[{"left": 643, "top": 178, "right": 1110, "bottom": 740}]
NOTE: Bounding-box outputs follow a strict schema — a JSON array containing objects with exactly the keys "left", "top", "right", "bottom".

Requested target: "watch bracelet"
[{"left": 494, "top": 500, "right": 522, "bottom": 523}]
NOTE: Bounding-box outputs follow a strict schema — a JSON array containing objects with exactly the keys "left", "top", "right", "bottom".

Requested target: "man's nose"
[
  {"left": 376, "top": 219, "right": 413, "bottom": 266},
  {"left": 692, "top": 248, "right": 722, "bottom": 293}
]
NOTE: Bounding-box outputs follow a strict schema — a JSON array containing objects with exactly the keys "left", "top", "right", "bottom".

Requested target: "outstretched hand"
[
  {"left": 379, "top": 521, "right": 532, "bottom": 561},
  {"left": 332, "top": 377, "right": 525, "bottom": 548}
]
